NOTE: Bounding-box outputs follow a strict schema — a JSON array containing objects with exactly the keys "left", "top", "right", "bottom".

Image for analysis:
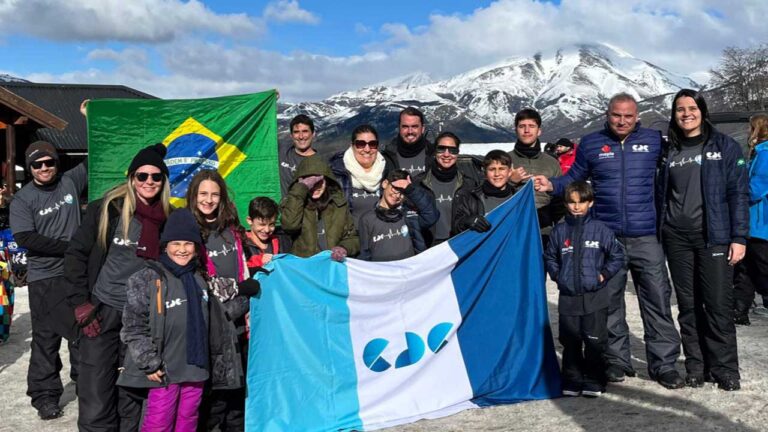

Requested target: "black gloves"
[
  {"left": 238, "top": 279, "right": 262, "bottom": 297},
  {"left": 469, "top": 215, "right": 491, "bottom": 233}
]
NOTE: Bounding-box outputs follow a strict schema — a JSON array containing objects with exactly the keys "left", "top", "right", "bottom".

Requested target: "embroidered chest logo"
[
  {"left": 706, "top": 152, "right": 722, "bottom": 160},
  {"left": 280, "top": 161, "right": 297, "bottom": 173},
  {"left": 584, "top": 240, "right": 600, "bottom": 248},
  {"left": 38, "top": 194, "right": 75, "bottom": 216},
  {"left": 207, "top": 243, "right": 237, "bottom": 258},
  {"left": 632, "top": 144, "right": 650, "bottom": 152},
  {"left": 598, "top": 145, "right": 615, "bottom": 159},
  {"left": 372, "top": 226, "right": 409, "bottom": 243},
  {"left": 561, "top": 238, "right": 573, "bottom": 254},
  {"left": 670, "top": 154, "right": 702, "bottom": 168},
  {"left": 435, "top": 194, "right": 453, "bottom": 203},
  {"left": 113, "top": 237, "right": 144, "bottom": 250},
  {"left": 166, "top": 298, "right": 186, "bottom": 309}
]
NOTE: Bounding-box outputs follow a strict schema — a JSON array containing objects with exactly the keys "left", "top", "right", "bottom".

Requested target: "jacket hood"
[{"left": 293, "top": 154, "right": 339, "bottom": 186}]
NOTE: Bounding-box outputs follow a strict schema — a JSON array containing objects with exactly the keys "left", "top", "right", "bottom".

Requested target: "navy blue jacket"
[
  {"left": 551, "top": 123, "right": 662, "bottom": 237},
  {"left": 656, "top": 128, "right": 750, "bottom": 245},
  {"left": 544, "top": 214, "right": 625, "bottom": 296}
]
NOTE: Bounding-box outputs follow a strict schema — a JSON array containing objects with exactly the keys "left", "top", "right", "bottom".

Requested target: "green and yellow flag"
[{"left": 87, "top": 90, "right": 279, "bottom": 220}]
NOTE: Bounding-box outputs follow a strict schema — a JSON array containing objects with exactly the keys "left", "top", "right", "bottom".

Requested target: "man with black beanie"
[{"left": 10, "top": 140, "right": 87, "bottom": 419}]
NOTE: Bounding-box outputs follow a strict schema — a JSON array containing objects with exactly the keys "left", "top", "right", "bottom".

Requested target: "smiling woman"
[
  {"left": 62, "top": 143, "right": 172, "bottom": 430},
  {"left": 657, "top": 88, "right": 749, "bottom": 391}
]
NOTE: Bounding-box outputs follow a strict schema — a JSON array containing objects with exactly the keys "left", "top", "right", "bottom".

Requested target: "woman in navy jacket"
[{"left": 657, "top": 89, "right": 749, "bottom": 391}]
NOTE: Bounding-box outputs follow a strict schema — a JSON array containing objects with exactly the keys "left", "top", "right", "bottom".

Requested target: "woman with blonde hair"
[
  {"left": 64, "top": 143, "right": 172, "bottom": 431},
  {"left": 734, "top": 114, "right": 768, "bottom": 324}
]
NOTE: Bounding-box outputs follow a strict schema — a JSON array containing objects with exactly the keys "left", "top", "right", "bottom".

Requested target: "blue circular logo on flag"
[{"left": 165, "top": 133, "right": 220, "bottom": 199}]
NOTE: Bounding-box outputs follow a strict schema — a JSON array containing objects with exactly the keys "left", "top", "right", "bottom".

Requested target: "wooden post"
[{"left": 5, "top": 121, "right": 14, "bottom": 193}]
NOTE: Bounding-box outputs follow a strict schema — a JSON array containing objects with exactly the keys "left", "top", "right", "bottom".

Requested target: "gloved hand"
[
  {"left": 74, "top": 302, "right": 101, "bottom": 338},
  {"left": 237, "top": 279, "right": 262, "bottom": 297},
  {"left": 298, "top": 175, "right": 324, "bottom": 190},
  {"left": 469, "top": 215, "right": 491, "bottom": 233},
  {"left": 330, "top": 246, "right": 348, "bottom": 262}
]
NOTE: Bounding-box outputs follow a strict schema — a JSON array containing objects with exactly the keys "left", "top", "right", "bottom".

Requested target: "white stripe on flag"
[{"left": 346, "top": 242, "right": 476, "bottom": 430}]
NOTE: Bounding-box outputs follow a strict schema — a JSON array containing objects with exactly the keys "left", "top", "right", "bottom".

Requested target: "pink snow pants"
[{"left": 141, "top": 382, "right": 205, "bottom": 432}]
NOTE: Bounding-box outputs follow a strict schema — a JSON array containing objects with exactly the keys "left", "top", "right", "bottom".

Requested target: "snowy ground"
[{"left": 1, "top": 281, "right": 766, "bottom": 432}]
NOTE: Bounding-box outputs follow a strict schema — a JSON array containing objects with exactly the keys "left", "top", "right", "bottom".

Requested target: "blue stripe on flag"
[
  {"left": 448, "top": 183, "right": 562, "bottom": 404},
  {"left": 246, "top": 252, "right": 362, "bottom": 431}
]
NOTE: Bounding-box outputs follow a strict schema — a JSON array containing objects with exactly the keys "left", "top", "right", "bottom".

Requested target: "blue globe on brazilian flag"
[{"left": 87, "top": 90, "right": 279, "bottom": 220}]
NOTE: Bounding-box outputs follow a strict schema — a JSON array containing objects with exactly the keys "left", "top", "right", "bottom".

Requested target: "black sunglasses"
[
  {"left": 30, "top": 159, "right": 56, "bottom": 169},
  {"left": 353, "top": 139, "right": 379, "bottom": 150},
  {"left": 436, "top": 145, "right": 460, "bottom": 155},
  {"left": 134, "top": 172, "right": 164, "bottom": 182}
]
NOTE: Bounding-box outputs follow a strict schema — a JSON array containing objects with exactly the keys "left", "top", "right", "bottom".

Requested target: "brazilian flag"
[{"left": 87, "top": 90, "right": 279, "bottom": 220}]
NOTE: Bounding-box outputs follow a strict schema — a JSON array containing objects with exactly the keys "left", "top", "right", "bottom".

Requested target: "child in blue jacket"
[{"left": 544, "top": 181, "right": 624, "bottom": 398}]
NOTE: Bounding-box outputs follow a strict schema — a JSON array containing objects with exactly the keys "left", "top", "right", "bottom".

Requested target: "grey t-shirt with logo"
[
  {"left": 397, "top": 151, "right": 427, "bottom": 177},
  {"left": 10, "top": 163, "right": 87, "bottom": 282},
  {"left": 206, "top": 229, "right": 239, "bottom": 279},
  {"left": 481, "top": 194, "right": 508, "bottom": 215},
  {"left": 358, "top": 209, "right": 415, "bottom": 262},
  {"left": 279, "top": 148, "right": 311, "bottom": 198},
  {"left": 430, "top": 177, "right": 457, "bottom": 241},
  {"left": 349, "top": 187, "right": 380, "bottom": 224},
  {"left": 92, "top": 217, "right": 146, "bottom": 309},
  {"left": 666, "top": 143, "right": 704, "bottom": 232}
]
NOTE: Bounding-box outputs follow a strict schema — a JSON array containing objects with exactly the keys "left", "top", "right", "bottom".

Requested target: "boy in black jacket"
[
  {"left": 544, "top": 181, "right": 624, "bottom": 398},
  {"left": 358, "top": 169, "right": 438, "bottom": 261}
]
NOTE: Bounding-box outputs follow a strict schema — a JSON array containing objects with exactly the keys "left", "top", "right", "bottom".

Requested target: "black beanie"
[
  {"left": 555, "top": 138, "right": 574, "bottom": 150},
  {"left": 128, "top": 143, "right": 169, "bottom": 177},
  {"left": 25, "top": 141, "right": 59, "bottom": 169},
  {"left": 160, "top": 209, "right": 202, "bottom": 245}
]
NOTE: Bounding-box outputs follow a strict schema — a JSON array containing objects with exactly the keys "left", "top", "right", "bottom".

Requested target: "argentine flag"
[{"left": 247, "top": 183, "right": 561, "bottom": 431}]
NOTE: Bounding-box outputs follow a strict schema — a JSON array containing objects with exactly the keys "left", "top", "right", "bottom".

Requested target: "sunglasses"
[
  {"left": 134, "top": 172, "right": 164, "bottom": 182},
  {"left": 30, "top": 159, "right": 56, "bottom": 169},
  {"left": 436, "top": 145, "right": 460, "bottom": 155},
  {"left": 353, "top": 140, "right": 379, "bottom": 150}
]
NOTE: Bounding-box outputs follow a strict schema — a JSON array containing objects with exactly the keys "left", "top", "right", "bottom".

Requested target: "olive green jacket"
[{"left": 280, "top": 155, "right": 360, "bottom": 258}]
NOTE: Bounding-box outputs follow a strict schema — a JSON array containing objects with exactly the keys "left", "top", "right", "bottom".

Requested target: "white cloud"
[
  {"left": 15, "top": 0, "right": 768, "bottom": 102},
  {"left": 263, "top": 0, "right": 319, "bottom": 25},
  {"left": 0, "top": 0, "right": 261, "bottom": 42}
]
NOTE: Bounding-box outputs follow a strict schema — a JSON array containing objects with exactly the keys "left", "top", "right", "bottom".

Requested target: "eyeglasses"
[
  {"left": 134, "top": 172, "right": 164, "bottom": 182},
  {"left": 30, "top": 159, "right": 56, "bottom": 169},
  {"left": 436, "top": 145, "right": 460, "bottom": 155},
  {"left": 353, "top": 140, "right": 379, "bottom": 150}
]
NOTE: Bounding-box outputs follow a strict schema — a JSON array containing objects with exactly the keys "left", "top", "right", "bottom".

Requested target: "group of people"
[{"left": 7, "top": 89, "right": 766, "bottom": 430}]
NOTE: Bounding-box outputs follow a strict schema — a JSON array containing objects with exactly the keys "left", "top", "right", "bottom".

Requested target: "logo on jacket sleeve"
[{"left": 705, "top": 152, "right": 722, "bottom": 160}]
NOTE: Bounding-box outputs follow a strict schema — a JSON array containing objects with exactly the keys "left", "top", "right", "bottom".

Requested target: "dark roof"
[{"left": 0, "top": 82, "right": 156, "bottom": 151}]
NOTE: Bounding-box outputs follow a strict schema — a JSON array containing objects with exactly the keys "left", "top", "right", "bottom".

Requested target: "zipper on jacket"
[
  {"left": 573, "top": 218, "right": 583, "bottom": 294},
  {"left": 620, "top": 138, "right": 627, "bottom": 237}
]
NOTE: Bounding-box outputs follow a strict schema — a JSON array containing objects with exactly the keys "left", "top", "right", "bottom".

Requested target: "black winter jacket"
[
  {"left": 544, "top": 214, "right": 625, "bottom": 296},
  {"left": 656, "top": 128, "right": 750, "bottom": 245}
]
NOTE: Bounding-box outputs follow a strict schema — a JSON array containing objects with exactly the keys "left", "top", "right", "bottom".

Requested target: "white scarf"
[{"left": 343, "top": 147, "right": 386, "bottom": 192}]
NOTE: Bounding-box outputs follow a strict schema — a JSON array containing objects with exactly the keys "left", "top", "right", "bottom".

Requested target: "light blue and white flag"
[{"left": 246, "top": 183, "right": 561, "bottom": 431}]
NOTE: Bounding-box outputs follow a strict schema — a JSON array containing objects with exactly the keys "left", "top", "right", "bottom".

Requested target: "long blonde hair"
[
  {"left": 97, "top": 177, "right": 171, "bottom": 249},
  {"left": 749, "top": 114, "right": 768, "bottom": 150}
]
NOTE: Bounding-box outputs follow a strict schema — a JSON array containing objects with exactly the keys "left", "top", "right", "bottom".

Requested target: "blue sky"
[{"left": 1, "top": 1, "right": 765, "bottom": 102}]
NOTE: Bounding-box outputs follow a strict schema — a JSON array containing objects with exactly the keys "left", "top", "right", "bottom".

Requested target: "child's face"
[
  {"left": 485, "top": 161, "right": 511, "bottom": 189},
  {"left": 566, "top": 192, "right": 593, "bottom": 217},
  {"left": 248, "top": 216, "right": 276, "bottom": 241}
]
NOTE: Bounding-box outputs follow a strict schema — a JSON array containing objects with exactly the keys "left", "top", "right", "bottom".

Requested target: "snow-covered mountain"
[
  {"left": 279, "top": 43, "right": 699, "bottom": 152},
  {"left": 0, "top": 74, "right": 29, "bottom": 83}
]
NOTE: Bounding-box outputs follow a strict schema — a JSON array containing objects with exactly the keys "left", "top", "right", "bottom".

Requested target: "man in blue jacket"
[{"left": 535, "top": 93, "right": 684, "bottom": 389}]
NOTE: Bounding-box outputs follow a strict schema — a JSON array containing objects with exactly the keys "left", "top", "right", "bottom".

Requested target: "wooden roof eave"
[{"left": 0, "top": 86, "right": 68, "bottom": 130}]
